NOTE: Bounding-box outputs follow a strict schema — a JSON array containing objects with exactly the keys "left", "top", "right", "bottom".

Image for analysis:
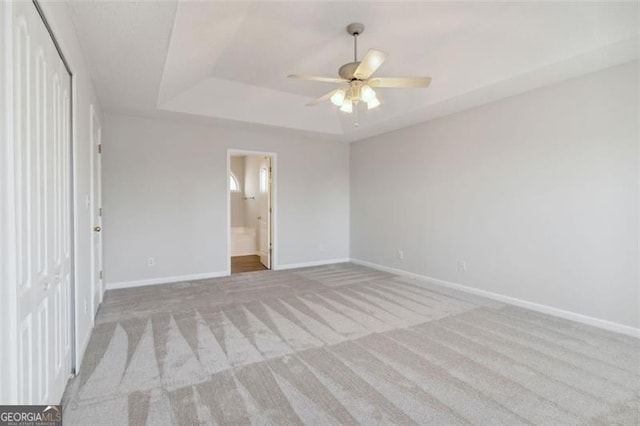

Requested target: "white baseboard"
[
  {"left": 350, "top": 258, "right": 640, "bottom": 339},
  {"left": 106, "top": 257, "right": 351, "bottom": 290},
  {"left": 106, "top": 271, "right": 229, "bottom": 291},
  {"left": 274, "top": 258, "right": 351, "bottom": 271}
]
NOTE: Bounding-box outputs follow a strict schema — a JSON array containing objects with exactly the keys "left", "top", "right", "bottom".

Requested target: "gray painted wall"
[
  {"left": 103, "top": 113, "right": 350, "bottom": 284},
  {"left": 351, "top": 61, "right": 639, "bottom": 328}
]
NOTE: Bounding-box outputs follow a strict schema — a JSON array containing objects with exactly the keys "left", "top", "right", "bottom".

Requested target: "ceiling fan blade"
[
  {"left": 306, "top": 89, "right": 340, "bottom": 106},
  {"left": 353, "top": 49, "right": 388, "bottom": 80},
  {"left": 368, "top": 77, "right": 432, "bottom": 88},
  {"left": 288, "top": 74, "right": 347, "bottom": 84}
]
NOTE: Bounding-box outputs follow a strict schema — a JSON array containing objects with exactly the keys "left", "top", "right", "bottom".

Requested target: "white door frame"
[
  {"left": 226, "top": 149, "right": 277, "bottom": 275},
  {"left": 90, "top": 104, "right": 103, "bottom": 312},
  {"left": 1, "top": 0, "right": 19, "bottom": 405},
  {"left": 0, "top": 0, "right": 77, "bottom": 403}
]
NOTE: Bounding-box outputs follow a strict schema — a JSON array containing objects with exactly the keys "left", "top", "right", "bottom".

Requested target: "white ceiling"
[{"left": 68, "top": 1, "right": 639, "bottom": 142}]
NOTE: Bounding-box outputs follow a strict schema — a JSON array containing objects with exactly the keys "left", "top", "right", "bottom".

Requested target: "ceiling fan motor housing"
[{"left": 339, "top": 62, "right": 361, "bottom": 80}]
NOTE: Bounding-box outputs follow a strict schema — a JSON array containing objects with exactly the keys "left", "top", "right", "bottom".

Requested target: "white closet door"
[{"left": 13, "top": 1, "right": 72, "bottom": 404}]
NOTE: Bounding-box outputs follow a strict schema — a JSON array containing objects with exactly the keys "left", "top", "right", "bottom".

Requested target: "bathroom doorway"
[{"left": 228, "top": 150, "right": 275, "bottom": 274}]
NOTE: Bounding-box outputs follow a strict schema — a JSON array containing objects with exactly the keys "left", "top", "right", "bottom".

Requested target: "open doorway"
[{"left": 228, "top": 151, "right": 274, "bottom": 274}]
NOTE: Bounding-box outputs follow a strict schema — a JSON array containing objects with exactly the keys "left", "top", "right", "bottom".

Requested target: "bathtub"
[{"left": 231, "top": 227, "right": 258, "bottom": 256}]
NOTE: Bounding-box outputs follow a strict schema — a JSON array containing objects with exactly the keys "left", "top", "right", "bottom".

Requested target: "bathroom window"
[
  {"left": 259, "top": 168, "right": 268, "bottom": 193},
  {"left": 229, "top": 173, "right": 240, "bottom": 192}
]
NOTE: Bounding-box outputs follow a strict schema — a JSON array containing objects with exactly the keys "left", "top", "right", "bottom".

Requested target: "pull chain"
[{"left": 354, "top": 101, "right": 359, "bottom": 127}]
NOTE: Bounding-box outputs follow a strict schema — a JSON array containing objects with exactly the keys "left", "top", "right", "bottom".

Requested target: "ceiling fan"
[{"left": 288, "top": 23, "right": 431, "bottom": 115}]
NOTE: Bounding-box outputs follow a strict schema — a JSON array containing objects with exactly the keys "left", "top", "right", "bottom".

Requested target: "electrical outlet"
[
  {"left": 457, "top": 260, "right": 467, "bottom": 272},
  {"left": 147, "top": 257, "right": 155, "bottom": 267},
  {"left": 398, "top": 250, "right": 404, "bottom": 261}
]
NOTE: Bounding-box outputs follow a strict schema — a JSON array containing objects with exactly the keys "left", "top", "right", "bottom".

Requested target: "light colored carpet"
[{"left": 62, "top": 263, "right": 640, "bottom": 425}]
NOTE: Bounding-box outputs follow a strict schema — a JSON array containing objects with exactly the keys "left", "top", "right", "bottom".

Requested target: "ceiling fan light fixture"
[
  {"left": 330, "top": 89, "right": 346, "bottom": 106},
  {"left": 360, "top": 84, "right": 376, "bottom": 103},
  {"left": 340, "top": 99, "right": 353, "bottom": 113},
  {"left": 367, "top": 97, "right": 381, "bottom": 110}
]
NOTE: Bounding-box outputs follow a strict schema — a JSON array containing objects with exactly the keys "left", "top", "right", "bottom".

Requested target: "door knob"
[
  {"left": 93, "top": 226, "right": 101, "bottom": 232},
  {"left": 257, "top": 216, "right": 262, "bottom": 220}
]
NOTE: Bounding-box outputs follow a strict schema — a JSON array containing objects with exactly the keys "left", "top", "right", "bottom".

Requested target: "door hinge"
[
  {"left": 269, "top": 167, "right": 272, "bottom": 173},
  {"left": 99, "top": 270, "right": 103, "bottom": 279},
  {"left": 98, "top": 144, "right": 102, "bottom": 154},
  {"left": 269, "top": 207, "right": 272, "bottom": 213},
  {"left": 98, "top": 207, "right": 102, "bottom": 217}
]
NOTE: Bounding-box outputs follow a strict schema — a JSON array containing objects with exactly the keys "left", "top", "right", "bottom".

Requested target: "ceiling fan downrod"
[
  {"left": 346, "top": 23, "right": 365, "bottom": 68},
  {"left": 353, "top": 31, "right": 358, "bottom": 62}
]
